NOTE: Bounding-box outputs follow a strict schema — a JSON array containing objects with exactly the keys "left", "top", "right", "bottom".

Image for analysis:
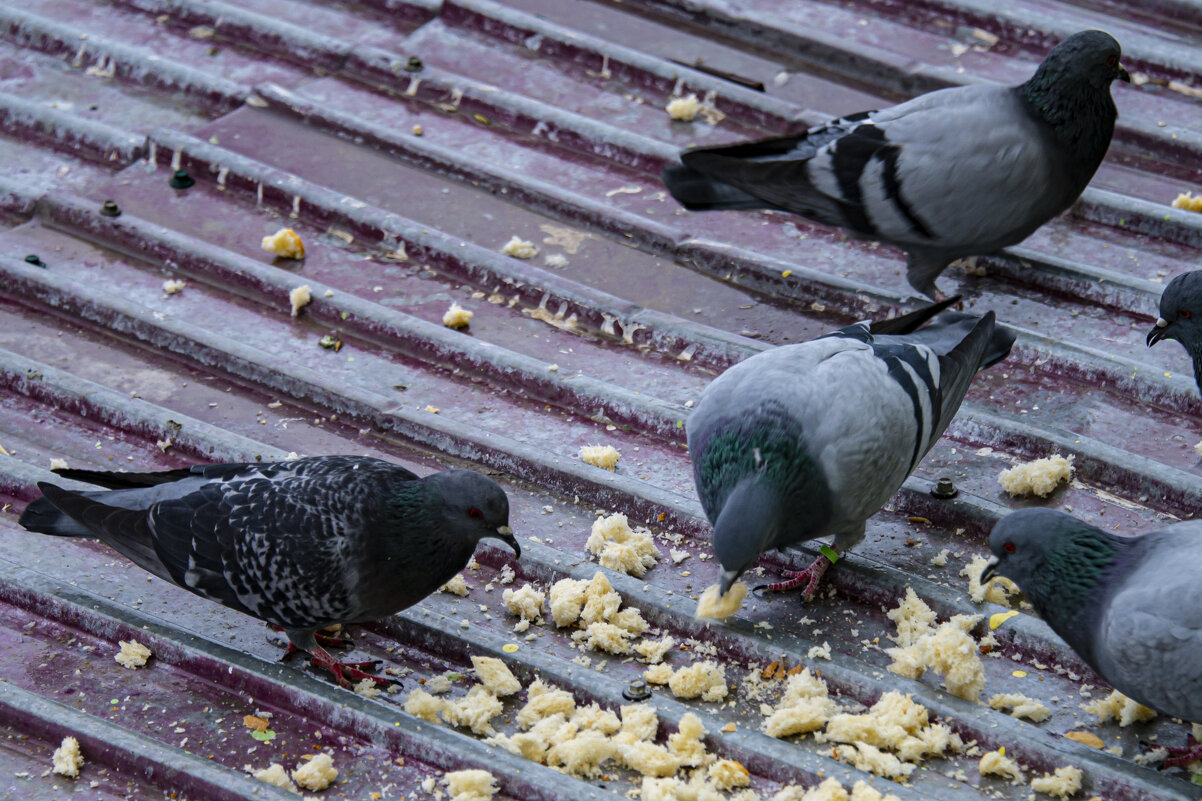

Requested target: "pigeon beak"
[
  {"left": 493, "top": 525, "right": 520, "bottom": 559},
  {"left": 980, "top": 555, "right": 1000, "bottom": 584},
  {"left": 1146, "top": 317, "right": 1169, "bottom": 347},
  {"left": 1117, "top": 65, "right": 1131, "bottom": 83},
  {"left": 718, "top": 568, "right": 741, "bottom": 597}
]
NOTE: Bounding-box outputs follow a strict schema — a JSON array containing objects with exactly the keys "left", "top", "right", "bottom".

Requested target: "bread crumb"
[
  {"left": 471, "top": 656, "right": 521, "bottom": 697},
  {"left": 762, "top": 668, "right": 838, "bottom": 738},
  {"left": 998, "top": 454, "right": 1074, "bottom": 497},
  {"left": 644, "top": 663, "right": 674, "bottom": 685},
  {"left": 1030, "top": 766, "right": 1083, "bottom": 798},
  {"left": 516, "top": 678, "right": 576, "bottom": 728},
  {"left": 963, "top": 555, "right": 1021, "bottom": 606},
  {"left": 818, "top": 690, "right": 961, "bottom": 771},
  {"left": 580, "top": 444, "right": 620, "bottom": 471},
  {"left": 1172, "top": 192, "right": 1202, "bottom": 212},
  {"left": 443, "top": 302, "right": 474, "bottom": 330},
  {"left": 695, "top": 582, "right": 748, "bottom": 619},
  {"left": 425, "top": 674, "right": 453, "bottom": 695},
  {"left": 114, "top": 639, "right": 152, "bottom": 669},
  {"left": 573, "top": 621, "right": 636, "bottom": 655},
  {"left": 707, "top": 759, "right": 750, "bottom": 791},
  {"left": 807, "top": 642, "right": 832, "bottom": 661},
  {"left": 849, "top": 780, "right": 902, "bottom": 801},
  {"left": 548, "top": 577, "right": 587, "bottom": 627},
  {"left": 885, "top": 588, "right": 936, "bottom": 647},
  {"left": 441, "top": 685, "right": 503, "bottom": 735},
  {"left": 885, "top": 592, "right": 984, "bottom": 701},
  {"left": 502, "top": 583, "right": 545, "bottom": 623},
  {"left": 293, "top": 752, "right": 337, "bottom": 791},
  {"left": 1083, "top": 689, "right": 1157, "bottom": 726},
  {"left": 501, "top": 236, "right": 538, "bottom": 259},
  {"left": 619, "top": 741, "right": 680, "bottom": 777},
  {"left": 162, "top": 278, "right": 186, "bottom": 295},
  {"left": 666, "top": 94, "right": 701, "bottom": 121},
  {"left": 978, "top": 749, "right": 1023, "bottom": 783},
  {"left": 443, "top": 769, "right": 496, "bottom": 801},
  {"left": 829, "top": 742, "right": 914, "bottom": 780},
  {"left": 667, "top": 712, "right": 708, "bottom": 766},
  {"left": 989, "top": 693, "right": 1051, "bottom": 723},
  {"left": 545, "top": 253, "right": 568, "bottom": 268},
  {"left": 667, "top": 661, "right": 728, "bottom": 702},
  {"left": 288, "top": 284, "right": 312, "bottom": 317},
  {"left": 403, "top": 688, "right": 446, "bottom": 722},
  {"left": 1062, "top": 730, "right": 1104, "bottom": 749},
  {"left": 585, "top": 513, "right": 660, "bottom": 576},
  {"left": 263, "top": 228, "right": 305, "bottom": 260},
  {"left": 50, "top": 457, "right": 69, "bottom": 471},
  {"left": 929, "top": 549, "right": 950, "bottom": 567},
  {"left": 353, "top": 677, "right": 381, "bottom": 698},
  {"left": 252, "top": 763, "right": 296, "bottom": 791},
  {"left": 441, "top": 574, "right": 469, "bottom": 596},
  {"left": 635, "top": 635, "right": 676, "bottom": 664},
  {"left": 51, "top": 736, "right": 84, "bottom": 778}
]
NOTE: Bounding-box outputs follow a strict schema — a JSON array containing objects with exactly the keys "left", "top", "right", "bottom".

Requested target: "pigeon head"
[
  {"left": 713, "top": 475, "right": 789, "bottom": 595},
  {"left": 424, "top": 469, "right": 519, "bottom": 558},
  {"left": 1035, "top": 31, "right": 1128, "bottom": 91},
  {"left": 984, "top": 509, "right": 1125, "bottom": 632},
  {"left": 1148, "top": 271, "right": 1202, "bottom": 368}
]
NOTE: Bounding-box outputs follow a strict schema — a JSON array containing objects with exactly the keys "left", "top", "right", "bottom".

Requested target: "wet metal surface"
[{"left": 2, "top": 0, "right": 1202, "bottom": 799}]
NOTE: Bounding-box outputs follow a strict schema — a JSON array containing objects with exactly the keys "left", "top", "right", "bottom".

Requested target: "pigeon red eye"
[
  {"left": 468, "top": 508, "right": 483, "bottom": 519},
  {"left": 1106, "top": 55, "right": 1117, "bottom": 67},
  {"left": 1003, "top": 542, "right": 1016, "bottom": 554},
  {"left": 1181, "top": 309, "right": 1192, "bottom": 319}
]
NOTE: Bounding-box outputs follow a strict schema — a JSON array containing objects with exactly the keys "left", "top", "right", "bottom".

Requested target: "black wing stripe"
[{"left": 879, "top": 145, "right": 936, "bottom": 240}]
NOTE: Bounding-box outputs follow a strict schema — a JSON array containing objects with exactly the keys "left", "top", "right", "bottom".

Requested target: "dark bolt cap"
[{"left": 169, "top": 169, "right": 195, "bottom": 189}]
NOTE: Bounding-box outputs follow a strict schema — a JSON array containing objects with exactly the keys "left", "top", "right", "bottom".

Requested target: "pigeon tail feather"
[{"left": 661, "top": 163, "right": 770, "bottom": 211}]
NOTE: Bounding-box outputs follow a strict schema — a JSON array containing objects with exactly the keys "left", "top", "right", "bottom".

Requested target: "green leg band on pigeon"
[{"left": 819, "top": 544, "right": 840, "bottom": 563}]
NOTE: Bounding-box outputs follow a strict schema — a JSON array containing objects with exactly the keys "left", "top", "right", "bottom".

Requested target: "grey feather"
[
  {"left": 988, "top": 508, "right": 1202, "bottom": 722},
  {"left": 663, "top": 31, "right": 1128, "bottom": 299}
]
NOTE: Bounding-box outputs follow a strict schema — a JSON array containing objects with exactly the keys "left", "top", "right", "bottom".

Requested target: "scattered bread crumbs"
[
  {"left": 978, "top": 749, "right": 1024, "bottom": 783},
  {"left": 50, "top": 457, "right": 69, "bottom": 471},
  {"left": 114, "top": 639, "right": 152, "bottom": 669},
  {"left": 293, "top": 753, "right": 337, "bottom": 791},
  {"left": 1063, "top": 731, "right": 1105, "bottom": 749},
  {"left": 963, "top": 555, "right": 1021, "bottom": 606},
  {"left": 501, "top": 583, "right": 545, "bottom": 623},
  {"left": 573, "top": 621, "right": 637, "bottom": 655},
  {"left": 694, "top": 581, "right": 748, "bottom": 619},
  {"left": 884, "top": 590, "right": 985, "bottom": 701},
  {"left": 442, "top": 302, "right": 474, "bottom": 329},
  {"left": 263, "top": 228, "right": 305, "bottom": 259},
  {"left": 1082, "top": 689, "right": 1157, "bottom": 726},
  {"left": 580, "top": 444, "right": 621, "bottom": 471},
  {"left": 829, "top": 743, "right": 913, "bottom": 781},
  {"left": 162, "top": 278, "right": 186, "bottom": 295},
  {"left": 998, "top": 454, "right": 1074, "bottom": 497},
  {"left": 762, "top": 668, "right": 838, "bottom": 738},
  {"left": 666, "top": 94, "right": 701, "bottom": 121},
  {"left": 548, "top": 572, "right": 649, "bottom": 656},
  {"left": 807, "top": 642, "right": 832, "bottom": 661},
  {"left": 849, "top": 781, "right": 902, "bottom": 801},
  {"left": 500, "top": 235, "right": 538, "bottom": 259},
  {"left": 253, "top": 763, "right": 296, "bottom": 791},
  {"left": 353, "top": 677, "right": 381, "bottom": 698},
  {"left": 1172, "top": 192, "right": 1202, "bottom": 212},
  {"left": 666, "top": 661, "right": 728, "bottom": 702},
  {"left": 441, "top": 573, "right": 470, "bottom": 596},
  {"left": 289, "top": 284, "right": 312, "bottom": 317},
  {"left": 443, "top": 769, "right": 496, "bottom": 801},
  {"left": 635, "top": 635, "right": 676, "bottom": 664},
  {"left": 403, "top": 688, "right": 446, "bottom": 722},
  {"left": 818, "top": 690, "right": 962, "bottom": 777},
  {"left": 988, "top": 693, "right": 1051, "bottom": 723},
  {"left": 585, "top": 513, "right": 661, "bottom": 576},
  {"left": 440, "top": 685, "right": 503, "bottom": 735},
  {"left": 1030, "top": 766, "right": 1083, "bottom": 798},
  {"left": 51, "top": 736, "right": 84, "bottom": 778}
]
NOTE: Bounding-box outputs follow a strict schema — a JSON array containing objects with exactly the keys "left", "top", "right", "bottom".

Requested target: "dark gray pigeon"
[
  {"left": 663, "top": 30, "right": 1129, "bottom": 299},
  {"left": 19, "top": 456, "right": 518, "bottom": 687},
  {"left": 688, "top": 297, "right": 1015, "bottom": 599},
  {"left": 984, "top": 508, "right": 1202, "bottom": 765},
  {"left": 1147, "top": 270, "right": 1202, "bottom": 393}
]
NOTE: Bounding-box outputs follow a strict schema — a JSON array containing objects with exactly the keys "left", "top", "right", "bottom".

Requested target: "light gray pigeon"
[
  {"left": 984, "top": 508, "right": 1202, "bottom": 766},
  {"left": 1147, "top": 270, "right": 1202, "bottom": 393},
  {"left": 19, "top": 456, "right": 518, "bottom": 687},
  {"left": 688, "top": 297, "right": 1015, "bottom": 599},
  {"left": 663, "top": 30, "right": 1129, "bottom": 299}
]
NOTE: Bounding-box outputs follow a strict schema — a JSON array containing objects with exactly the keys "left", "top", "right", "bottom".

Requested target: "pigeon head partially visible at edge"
[
  {"left": 406, "top": 468, "right": 519, "bottom": 558},
  {"left": 1148, "top": 270, "right": 1202, "bottom": 391}
]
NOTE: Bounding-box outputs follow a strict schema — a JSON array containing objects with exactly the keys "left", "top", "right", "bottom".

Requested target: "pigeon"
[
  {"left": 1147, "top": 270, "right": 1202, "bottom": 393},
  {"left": 19, "top": 456, "right": 518, "bottom": 687},
  {"left": 984, "top": 508, "right": 1202, "bottom": 765},
  {"left": 688, "top": 297, "right": 1015, "bottom": 599},
  {"left": 663, "top": 30, "right": 1129, "bottom": 299}
]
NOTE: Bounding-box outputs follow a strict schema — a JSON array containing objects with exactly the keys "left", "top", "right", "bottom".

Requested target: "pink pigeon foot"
[
  {"left": 755, "top": 553, "right": 833, "bottom": 600},
  {"left": 280, "top": 641, "right": 390, "bottom": 688},
  {"left": 1158, "top": 735, "right": 1202, "bottom": 769}
]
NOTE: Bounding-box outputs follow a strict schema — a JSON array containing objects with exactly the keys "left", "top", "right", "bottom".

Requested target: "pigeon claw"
[
  {"left": 307, "top": 645, "right": 391, "bottom": 689},
  {"left": 1154, "top": 736, "right": 1202, "bottom": 769},
  {"left": 752, "top": 553, "right": 833, "bottom": 601}
]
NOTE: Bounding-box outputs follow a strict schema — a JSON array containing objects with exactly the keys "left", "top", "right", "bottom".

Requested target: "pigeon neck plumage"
[{"left": 1019, "top": 72, "right": 1116, "bottom": 187}]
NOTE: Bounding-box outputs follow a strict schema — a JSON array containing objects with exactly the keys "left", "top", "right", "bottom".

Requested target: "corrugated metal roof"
[{"left": 1, "top": 0, "right": 1201, "bottom": 798}]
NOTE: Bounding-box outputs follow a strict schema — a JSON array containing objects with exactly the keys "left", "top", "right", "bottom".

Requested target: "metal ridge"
[{"left": 0, "top": 90, "right": 147, "bottom": 165}]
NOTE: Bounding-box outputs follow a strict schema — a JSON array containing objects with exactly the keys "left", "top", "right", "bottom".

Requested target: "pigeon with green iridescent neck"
[
  {"left": 1147, "top": 270, "right": 1202, "bottom": 394},
  {"left": 984, "top": 508, "right": 1202, "bottom": 766},
  {"left": 19, "top": 456, "right": 518, "bottom": 687},
  {"left": 663, "top": 30, "right": 1129, "bottom": 300},
  {"left": 688, "top": 297, "right": 1014, "bottom": 600}
]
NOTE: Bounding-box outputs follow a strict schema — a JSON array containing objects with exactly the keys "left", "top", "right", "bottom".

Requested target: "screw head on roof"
[
  {"left": 931, "top": 477, "right": 958, "bottom": 499},
  {"left": 404, "top": 55, "right": 423, "bottom": 72},
  {"left": 169, "top": 169, "right": 195, "bottom": 189},
  {"left": 99, "top": 199, "right": 121, "bottom": 217},
  {"left": 622, "top": 678, "right": 651, "bottom": 702},
  {"left": 24, "top": 254, "right": 45, "bottom": 267}
]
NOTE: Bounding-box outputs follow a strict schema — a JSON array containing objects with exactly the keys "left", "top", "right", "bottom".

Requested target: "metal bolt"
[
  {"left": 404, "top": 55, "right": 423, "bottom": 72},
  {"left": 169, "top": 169, "right": 195, "bottom": 189},
  {"left": 622, "top": 678, "right": 651, "bottom": 702},
  {"left": 99, "top": 199, "right": 121, "bottom": 217},
  {"left": 24, "top": 254, "right": 45, "bottom": 267},
  {"left": 931, "top": 477, "right": 958, "bottom": 499}
]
